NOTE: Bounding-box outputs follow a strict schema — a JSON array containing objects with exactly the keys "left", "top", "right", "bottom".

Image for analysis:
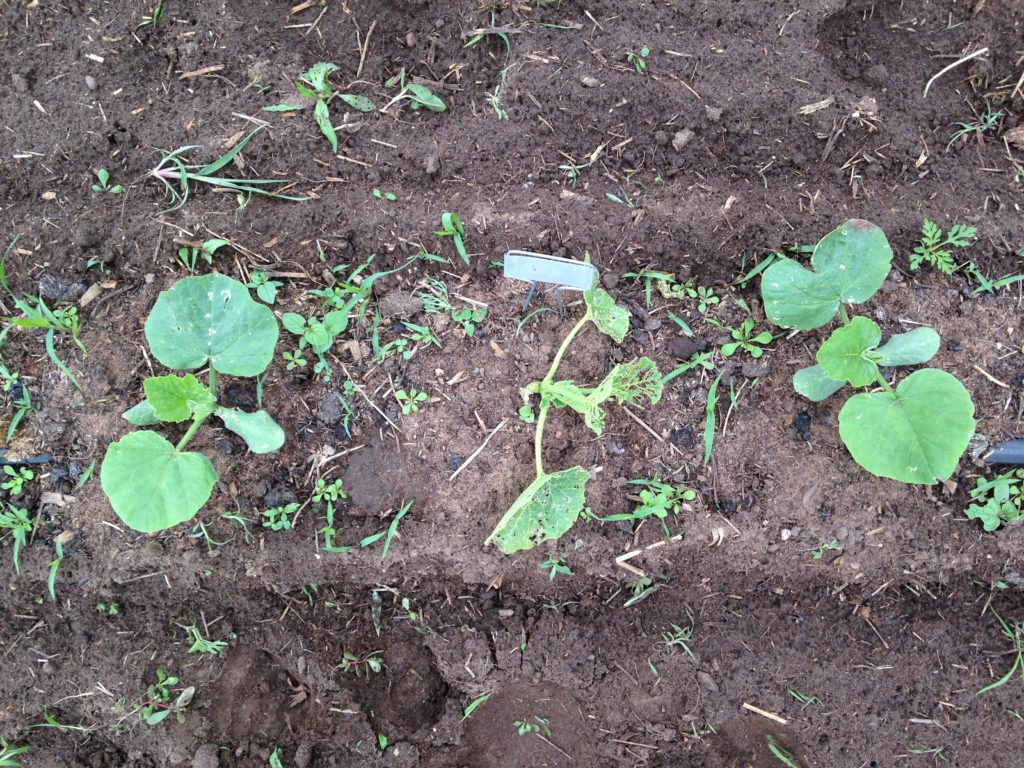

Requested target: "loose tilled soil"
[{"left": 2, "top": 1, "right": 1024, "bottom": 766}]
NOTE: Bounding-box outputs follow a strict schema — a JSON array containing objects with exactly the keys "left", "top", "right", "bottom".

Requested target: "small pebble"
[{"left": 85, "top": 75, "right": 97, "bottom": 91}]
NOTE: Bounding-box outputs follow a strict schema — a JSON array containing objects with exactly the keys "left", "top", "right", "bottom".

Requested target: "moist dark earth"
[{"left": 2, "top": 1, "right": 1024, "bottom": 766}]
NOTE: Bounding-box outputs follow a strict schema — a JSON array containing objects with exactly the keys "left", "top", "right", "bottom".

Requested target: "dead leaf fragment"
[{"left": 1004, "top": 125, "right": 1024, "bottom": 150}]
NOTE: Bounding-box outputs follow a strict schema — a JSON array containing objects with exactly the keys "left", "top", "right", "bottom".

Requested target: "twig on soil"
[
  {"left": 922, "top": 47, "right": 988, "bottom": 98},
  {"left": 535, "top": 734, "right": 574, "bottom": 762},
  {"left": 614, "top": 534, "right": 683, "bottom": 578},
  {"left": 740, "top": 702, "right": 787, "bottom": 724},
  {"left": 354, "top": 19, "right": 376, "bottom": 80},
  {"left": 449, "top": 419, "right": 507, "bottom": 482},
  {"left": 339, "top": 362, "right": 402, "bottom": 433},
  {"left": 973, "top": 365, "right": 1010, "bottom": 388}
]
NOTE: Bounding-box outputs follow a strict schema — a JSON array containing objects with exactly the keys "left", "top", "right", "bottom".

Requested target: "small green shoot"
[
  {"left": 909, "top": 218, "right": 976, "bottom": 275},
  {"left": 96, "top": 602, "right": 120, "bottom": 616},
  {"left": 418, "top": 279, "right": 487, "bottom": 335},
  {"left": 766, "top": 735, "right": 800, "bottom": 768},
  {"left": 945, "top": 101, "right": 1003, "bottom": 153},
  {"left": 269, "top": 748, "right": 285, "bottom": 768},
  {"left": 538, "top": 555, "right": 573, "bottom": 580},
  {"left": 1, "top": 466, "right": 33, "bottom": 495},
  {"left": 176, "top": 238, "right": 228, "bottom": 273},
  {"left": 434, "top": 212, "right": 470, "bottom": 264},
  {"left": 514, "top": 716, "right": 552, "bottom": 737},
  {"left": 372, "top": 188, "right": 397, "bottom": 201},
  {"left": 595, "top": 477, "right": 696, "bottom": 536},
  {"left": 626, "top": 46, "right": 651, "bottom": 73},
  {"left": 338, "top": 650, "right": 383, "bottom": 678},
  {"left": 659, "top": 609, "right": 697, "bottom": 658},
  {"left": 382, "top": 67, "right": 446, "bottom": 112},
  {"left": 395, "top": 388, "right": 428, "bottom": 415},
  {"left": 262, "top": 503, "right": 298, "bottom": 531},
  {"left": 908, "top": 746, "right": 947, "bottom": 762},
  {"left": 141, "top": 668, "right": 189, "bottom": 726},
  {"left": 715, "top": 317, "right": 773, "bottom": 358},
  {"left": 0, "top": 503, "right": 32, "bottom": 574},
  {"left": 246, "top": 270, "right": 282, "bottom": 304},
  {"left": 91, "top": 168, "right": 124, "bottom": 195},
  {"left": 183, "top": 622, "right": 228, "bottom": 655},
  {"left": 977, "top": 608, "right": 1023, "bottom": 695},
  {"left": 809, "top": 539, "right": 843, "bottom": 560},
  {"left": 787, "top": 688, "right": 822, "bottom": 707},
  {"left": 462, "top": 692, "right": 492, "bottom": 721},
  {"left": 47, "top": 539, "right": 63, "bottom": 601},
  {"left": 964, "top": 469, "right": 1024, "bottom": 532},
  {"left": 135, "top": 0, "right": 166, "bottom": 31},
  {"left": 0, "top": 738, "right": 29, "bottom": 767}
]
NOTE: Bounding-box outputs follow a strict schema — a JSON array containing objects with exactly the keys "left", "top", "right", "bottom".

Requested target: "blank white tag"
[{"left": 503, "top": 251, "right": 597, "bottom": 291}]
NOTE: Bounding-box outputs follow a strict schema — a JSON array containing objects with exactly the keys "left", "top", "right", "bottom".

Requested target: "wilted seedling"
[
  {"left": 91, "top": 168, "right": 123, "bottom": 194},
  {"left": 486, "top": 274, "right": 663, "bottom": 554},
  {"left": 101, "top": 274, "right": 284, "bottom": 533},
  {"left": 395, "top": 388, "right": 428, "bottom": 415},
  {"left": 382, "top": 67, "right": 446, "bottom": 112},
  {"left": 761, "top": 220, "right": 975, "bottom": 484},
  {"left": 264, "top": 62, "right": 376, "bottom": 152},
  {"left": 182, "top": 622, "right": 228, "bottom": 655},
  {"left": 150, "top": 126, "right": 308, "bottom": 213},
  {"left": 964, "top": 468, "right": 1024, "bottom": 532},
  {"left": 247, "top": 270, "right": 282, "bottom": 304},
  {"left": 909, "top": 218, "right": 976, "bottom": 275}
]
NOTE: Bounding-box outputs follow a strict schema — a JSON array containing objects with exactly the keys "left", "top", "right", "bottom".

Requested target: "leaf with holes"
[
  {"left": 144, "top": 274, "right": 278, "bottom": 376},
  {"left": 585, "top": 288, "right": 629, "bottom": 343},
  {"left": 484, "top": 467, "right": 589, "bottom": 554}
]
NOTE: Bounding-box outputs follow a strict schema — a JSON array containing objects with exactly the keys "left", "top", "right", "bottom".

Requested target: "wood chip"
[
  {"left": 41, "top": 493, "right": 76, "bottom": 507},
  {"left": 489, "top": 340, "right": 505, "bottom": 358},
  {"left": 797, "top": 96, "right": 834, "bottom": 115},
  {"left": 1004, "top": 125, "right": 1024, "bottom": 150},
  {"left": 78, "top": 283, "right": 103, "bottom": 308},
  {"left": 179, "top": 65, "right": 225, "bottom": 79}
]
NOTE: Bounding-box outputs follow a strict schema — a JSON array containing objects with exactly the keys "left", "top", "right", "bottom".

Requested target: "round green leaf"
[
  {"left": 101, "top": 431, "right": 217, "bottom": 532},
  {"left": 145, "top": 274, "right": 279, "bottom": 376},
  {"left": 793, "top": 365, "right": 846, "bottom": 402},
  {"left": 761, "top": 219, "right": 892, "bottom": 330},
  {"left": 485, "top": 467, "right": 589, "bottom": 554},
  {"left": 585, "top": 288, "right": 629, "bottom": 343},
  {"left": 144, "top": 374, "right": 214, "bottom": 423},
  {"left": 216, "top": 407, "right": 285, "bottom": 454},
  {"left": 816, "top": 316, "right": 882, "bottom": 387},
  {"left": 872, "top": 327, "right": 940, "bottom": 367},
  {"left": 838, "top": 369, "right": 975, "bottom": 484}
]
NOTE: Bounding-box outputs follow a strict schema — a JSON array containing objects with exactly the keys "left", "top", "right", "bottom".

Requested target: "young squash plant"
[
  {"left": 486, "top": 279, "right": 663, "bottom": 554},
  {"left": 760, "top": 219, "right": 975, "bottom": 484},
  {"left": 101, "top": 275, "right": 284, "bottom": 532}
]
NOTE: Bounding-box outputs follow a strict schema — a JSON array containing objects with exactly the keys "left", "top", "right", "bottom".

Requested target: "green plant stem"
[
  {"left": 874, "top": 370, "right": 895, "bottom": 396},
  {"left": 533, "top": 310, "right": 592, "bottom": 477},
  {"left": 838, "top": 306, "right": 852, "bottom": 325},
  {"left": 208, "top": 367, "right": 218, "bottom": 398},
  {"left": 176, "top": 414, "right": 208, "bottom": 451}
]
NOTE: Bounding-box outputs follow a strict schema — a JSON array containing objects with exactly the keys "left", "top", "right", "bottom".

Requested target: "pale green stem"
[
  {"left": 838, "top": 305, "right": 851, "bottom": 325},
  {"left": 533, "top": 311, "right": 592, "bottom": 477},
  {"left": 176, "top": 365, "right": 218, "bottom": 451}
]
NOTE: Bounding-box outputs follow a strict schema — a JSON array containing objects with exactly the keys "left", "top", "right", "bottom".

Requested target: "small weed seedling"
[
  {"left": 434, "top": 212, "right": 470, "bottom": 264},
  {"left": 964, "top": 469, "right": 1024, "bottom": 531},
  {"left": 338, "top": 650, "right": 383, "bottom": 678},
  {"left": 787, "top": 688, "right": 822, "bottom": 708},
  {"left": 265, "top": 62, "right": 376, "bottom": 152},
  {"left": 96, "top": 602, "right": 120, "bottom": 616},
  {"left": 462, "top": 692, "right": 493, "bottom": 722},
  {"left": 176, "top": 238, "right": 228, "bottom": 273},
  {"left": 135, "top": 0, "right": 166, "bottom": 31},
  {"left": 660, "top": 609, "right": 697, "bottom": 658},
  {"left": 269, "top": 748, "right": 285, "bottom": 768},
  {"left": 0, "top": 355, "right": 34, "bottom": 442},
  {"left": 486, "top": 274, "right": 663, "bottom": 553},
  {"left": 908, "top": 746, "right": 948, "bottom": 762},
  {"left": 0, "top": 503, "right": 32, "bottom": 574},
  {"left": 373, "top": 320, "right": 440, "bottom": 362},
  {"left": 766, "top": 735, "right": 800, "bottom": 768},
  {"left": 373, "top": 188, "right": 397, "bottom": 202},
  {"left": 395, "top": 388, "right": 428, "bottom": 415},
  {"left": 418, "top": 278, "right": 487, "bottom": 336},
  {"left": 945, "top": 100, "right": 1003, "bottom": 153},
  {"left": 538, "top": 555, "right": 573, "bottom": 580},
  {"left": 0, "top": 738, "right": 29, "bottom": 767},
  {"left": 382, "top": 67, "right": 447, "bottom": 112},
  {"left": 712, "top": 317, "right": 773, "bottom": 359},
  {"left": 91, "top": 168, "right": 124, "bottom": 195},
  {"left": 597, "top": 478, "right": 696, "bottom": 537},
  {"left": 977, "top": 608, "right": 1023, "bottom": 695},
  {"left": 247, "top": 270, "right": 282, "bottom": 304},
  {"left": 627, "top": 46, "right": 651, "bottom": 73},
  {"left": 262, "top": 503, "right": 298, "bottom": 531},
  {"left": 809, "top": 539, "right": 843, "bottom": 560},
  {"left": 181, "top": 622, "right": 228, "bottom": 654},
  {"left": 514, "top": 716, "right": 552, "bottom": 737},
  {"left": 909, "top": 218, "right": 976, "bottom": 275},
  {"left": 141, "top": 669, "right": 192, "bottom": 726},
  {"left": 101, "top": 274, "right": 284, "bottom": 533},
  {"left": 0, "top": 242, "right": 86, "bottom": 388},
  {"left": 1, "top": 466, "right": 33, "bottom": 495},
  {"left": 761, "top": 220, "right": 975, "bottom": 484},
  {"left": 150, "top": 126, "right": 307, "bottom": 213}
]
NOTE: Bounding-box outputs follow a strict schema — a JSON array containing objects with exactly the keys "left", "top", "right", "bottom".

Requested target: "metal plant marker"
[{"left": 503, "top": 251, "right": 598, "bottom": 314}]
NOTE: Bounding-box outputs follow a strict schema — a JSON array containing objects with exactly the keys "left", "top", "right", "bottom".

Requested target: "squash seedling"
[
  {"left": 101, "top": 274, "right": 284, "bottom": 533},
  {"left": 486, "top": 279, "right": 663, "bottom": 554},
  {"left": 760, "top": 219, "right": 975, "bottom": 484},
  {"left": 264, "top": 62, "right": 376, "bottom": 153}
]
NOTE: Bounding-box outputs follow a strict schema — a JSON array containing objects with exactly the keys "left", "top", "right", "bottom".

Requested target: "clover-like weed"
[
  {"left": 760, "top": 219, "right": 975, "bottom": 484},
  {"left": 101, "top": 274, "right": 284, "bottom": 533},
  {"left": 964, "top": 469, "right": 1024, "bottom": 532}
]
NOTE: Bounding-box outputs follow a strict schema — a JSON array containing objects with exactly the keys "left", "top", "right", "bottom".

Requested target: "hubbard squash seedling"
[
  {"left": 760, "top": 219, "right": 975, "bottom": 484},
  {"left": 486, "top": 280, "right": 663, "bottom": 554},
  {"left": 101, "top": 274, "right": 284, "bottom": 532}
]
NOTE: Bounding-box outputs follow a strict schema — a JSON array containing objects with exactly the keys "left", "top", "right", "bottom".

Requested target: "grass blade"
[{"left": 703, "top": 372, "right": 723, "bottom": 464}]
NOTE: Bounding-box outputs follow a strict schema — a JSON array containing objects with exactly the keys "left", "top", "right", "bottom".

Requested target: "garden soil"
[{"left": 2, "top": 1, "right": 1024, "bottom": 766}]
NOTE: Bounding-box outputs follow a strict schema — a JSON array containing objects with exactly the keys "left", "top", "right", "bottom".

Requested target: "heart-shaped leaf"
[
  {"left": 793, "top": 365, "right": 846, "bottom": 402},
  {"left": 761, "top": 220, "right": 893, "bottom": 330},
  {"left": 838, "top": 369, "right": 975, "bottom": 484},
  {"left": 585, "top": 288, "right": 629, "bottom": 343},
  {"left": 872, "top": 327, "right": 940, "bottom": 367},
  {"left": 485, "top": 467, "right": 589, "bottom": 554},
  {"left": 216, "top": 407, "right": 285, "bottom": 454},
  {"left": 123, "top": 399, "right": 161, "bottom": 426},
  {"left": 101, "top": 431, "right": 218, "bottom": 532},
  {"left": 143, "top": 374, "right": 215, "bottom": 422},
  {"left": 817, "top": 316, "right": 882, "bottom": 387},
  {"left": 145, "top": 274, "right": 279, "bottom": 376}
]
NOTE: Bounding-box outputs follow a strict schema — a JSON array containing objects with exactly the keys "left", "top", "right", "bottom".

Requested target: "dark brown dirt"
[{"left": 2, "top": 1, "right": 1024, "bottom": 766}]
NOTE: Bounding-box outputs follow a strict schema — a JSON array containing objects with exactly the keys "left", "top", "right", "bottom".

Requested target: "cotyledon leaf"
[
  {"left": 761, "top": 219, "right": 893, "bottom": 330},
  {"left": 145, "top": 274, "right": 279, "bottom": 376},
  {"left": 215, "top": 407, "right": 285, "bottom": 454},
  {"left": 101, "top": 431, "right": 217, "bottom": 533},
  {"left": 792, "top": 365, "right": 846, "bottom": 402},
  {"left": 485, "top": 467, "right": 589, "bottom": 554},
  {"left": 816, "top": 316, "right": 882, "bottom": 387},
  {"left": 872, "top": 327, "right": 940, "bottom": 367},
  {"left": 838, "top": 368, "right": 975, "bottom": 484},
  {"left": 123, "top": 399, "right": 161, "bottom": 426}
]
